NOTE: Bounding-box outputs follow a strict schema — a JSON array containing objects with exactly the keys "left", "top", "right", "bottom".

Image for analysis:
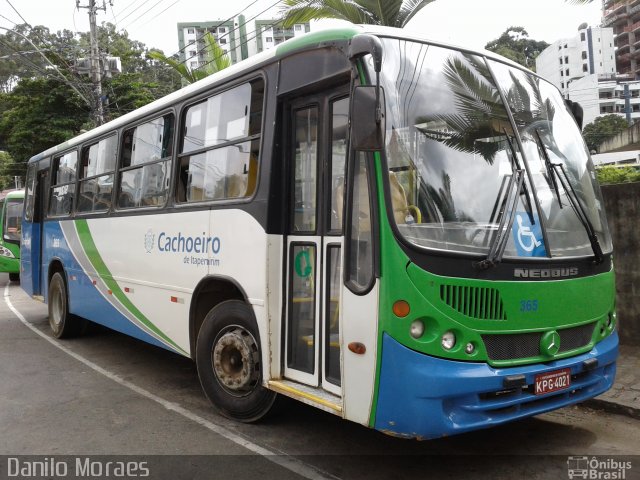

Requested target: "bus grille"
[
  {"left": 440, "top": 284, "right": 506, "bottom": 320},
  {"left": 482, "top": 323, "right": 596, "bottom": 361}
]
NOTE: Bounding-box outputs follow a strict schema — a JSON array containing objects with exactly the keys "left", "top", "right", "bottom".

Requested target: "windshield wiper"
[
  {"left": 474, "top": 134, "right": 526, "bottom": 270},
  {"left": 535, "top": 129, "right": 562, "bottom": 207},
  {"left": 535, "top": 131, "right": 604, "bottom": 264}
]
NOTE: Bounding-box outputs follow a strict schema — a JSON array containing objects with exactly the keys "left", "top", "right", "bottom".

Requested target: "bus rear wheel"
[
  {"left": 196, "top": 300, "right": 276, "bottom": 422},
  {"left": 9, "top": 273, "right": 19, "bottom": 282},
  {"left": 48, "top": 272, "right": 84, "bottom": 338}
]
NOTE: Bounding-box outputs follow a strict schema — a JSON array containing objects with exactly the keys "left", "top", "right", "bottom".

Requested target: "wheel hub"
[
  {"left": 212, "top": 328, "right": 259, "bottom": 394},
  {"left": 51, "top": 289, "right": 63, "bottom": 326}
]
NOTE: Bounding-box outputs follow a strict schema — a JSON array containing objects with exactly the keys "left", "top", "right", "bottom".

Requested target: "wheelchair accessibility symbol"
[
  {"left": 516, "top": 214, "right": 541, "bottom": 252},
  {"left": 511, "top": 212, "right": 547, "bottom": 257}
]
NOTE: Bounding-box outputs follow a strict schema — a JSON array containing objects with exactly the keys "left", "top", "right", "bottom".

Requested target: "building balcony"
[
  {"left": 630, "top": 3, "right": 640, "bottom": 15},
  {"left": 616, "top": 26, "right": 630, "bottom": 37},
  {"left": 618, "top": 40, "right": 632, "bottom": 51},
  {"left": 605, "top": 1, "right": 628, "bottom": 16},
  {"left": 604, "top": 12, "right": 630, "bottom": 26},
  {"left": 618, "top": 52, "right": 632, "bottom": 63},
  {"left": 623, "top": 19, "right": 640, "bottom": 32}
]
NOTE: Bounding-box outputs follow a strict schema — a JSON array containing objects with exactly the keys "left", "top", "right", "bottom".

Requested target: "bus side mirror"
[
  {"left": 351, "top": 85, "right": 386, "bottom": 151},
  {"left": 348, "top": 34, "right": 383, "bottom": 72},
  {"left": 566, "top": 99, "right": 584, "bottom": 130}
]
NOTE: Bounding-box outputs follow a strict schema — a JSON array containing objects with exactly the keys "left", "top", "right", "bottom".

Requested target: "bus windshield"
[
  {"left": 4, "top": 198, "right": 23, "bottom": 242},
  {"left": 377, "top": 37, "right": 613, "bottom": 259}
]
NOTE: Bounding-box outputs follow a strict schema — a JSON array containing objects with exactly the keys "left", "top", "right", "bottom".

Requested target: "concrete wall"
[
  {"left": 599, "top": 121, "right": 640, "bottom": 153},
  {"left": 601, "top": 182, "right": 640, "bottom": 344}
]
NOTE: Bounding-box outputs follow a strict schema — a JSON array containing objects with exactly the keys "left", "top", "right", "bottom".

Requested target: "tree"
[
  {"left": 279, "top": 0, "right": 435, "bottom": 28},
  {"left": 0, "top": 78, "right": 88, "bottom": 173},
  {"left": 596, "top": 165, "right": 640, "bottom": 185},
  {"left": 0, "top": 151, "right": 18, "bottom": 190},
  {"left": 147, "top": 33, "right": 230, "bottom": 84},
  {"left": 485, "top": 27, "right": 549, "bottom": 71},
  {"left": 582, "top": 114, "right": 629, "bottom": 152}
]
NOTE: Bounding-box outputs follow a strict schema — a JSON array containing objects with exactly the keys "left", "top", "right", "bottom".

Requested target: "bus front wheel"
[
  {"left": 48, "top": 272, "right": 84, "bottom": 338},
  {"left": 196, "top": 300, "right": 276, "bottom": 422},
  {"left": 9, "top": 273, "right": 19, "bottom": 282}
]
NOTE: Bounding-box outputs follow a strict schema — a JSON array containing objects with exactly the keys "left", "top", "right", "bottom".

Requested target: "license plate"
[{"left": 534, "top": 368, "right": 571, "bottom": 395}]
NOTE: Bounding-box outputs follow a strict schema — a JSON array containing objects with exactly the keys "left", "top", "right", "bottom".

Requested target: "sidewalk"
[{"left": 582, "top": 344, "right": 640, "bottom": 419}]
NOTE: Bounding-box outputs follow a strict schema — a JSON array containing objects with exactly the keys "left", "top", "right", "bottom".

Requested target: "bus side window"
[
  {"left": 49, "top": 151, "right": 78, "bottom": 217},
  {"left": 117, "top": 113, "right": 174, "bottom": 209},
  {"left": 24, "top": 164, "right": 36, "bottom": 221},
  {"left": 346, "top": 152, "right": 375, "bottom": 291},
  {"left": 177, "top": 78, "right": 264, "bottom": 204},
  {"left": 77, "top": 135, "right": 117, "bottom": 214}
]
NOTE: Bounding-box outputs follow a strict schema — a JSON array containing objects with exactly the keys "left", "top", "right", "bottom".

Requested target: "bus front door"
[{"left": 283, "top": 92, "right": 348, "bottom": 397}]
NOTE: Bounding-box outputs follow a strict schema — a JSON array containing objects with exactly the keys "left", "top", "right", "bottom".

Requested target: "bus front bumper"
[
  {"left": 373, "top": 331, "right": 618, "bottom": 439},
  {"left": 0, "top": 255, "right": 20, "bottom": 274}
]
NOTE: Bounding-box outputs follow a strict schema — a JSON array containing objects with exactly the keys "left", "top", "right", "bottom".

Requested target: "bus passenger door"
[
  {"left": 284, "top": 92, "right": 348, "bottom": 397},
  {"left": 21, "top": 164, "right": 46, "bottom": 297}
]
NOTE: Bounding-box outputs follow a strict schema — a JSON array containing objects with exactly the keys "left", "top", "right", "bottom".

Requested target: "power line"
[
  {"left": 111, "top": 0, "right": 147, "bottom": 23},
  {"left": 192, "top": 0, "right": 282, "bottom": 70},
  {"left": 1, "top": 2, "right": 94, "bottom": 101},
  {"left": 120, "top": 0, "right": 173, "bottom": 32},
  {"left": 164, "top": 0, "right": 264, "bottom": 60},
  {"left": 135, "top": 0, "right": 182, "bottom": 29},
  {"left": 3, "top": 0, "right": 30, "bottom": 26},
  {"left": 116, "top": 0, "right": 155, "bottom": 25},
  {"left": 0, "top": 26, "right": 93, "bottom": 106}
]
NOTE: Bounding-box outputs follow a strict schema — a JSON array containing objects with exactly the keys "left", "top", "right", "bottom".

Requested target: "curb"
[{"left": 581, "top": 398, "right": 640, "bottom": 420}]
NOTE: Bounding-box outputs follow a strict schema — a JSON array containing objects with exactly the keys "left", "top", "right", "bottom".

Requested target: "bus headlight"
[
  {"left": 441, "top": 331, "right": 456, "bottom": 350},
  {"left": 0, "top": 246, "right": 15, "bottom": 258},
  {"left": 410, "top": 320, "right": 424, "bottom": 339}
]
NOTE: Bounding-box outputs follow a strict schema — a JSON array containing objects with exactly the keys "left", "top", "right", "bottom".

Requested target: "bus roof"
[
  {"left": 0, "top": 189, "right": 25, "bottom": 201},
  {"left": 27, "top": 25, "right": 529, "bottom": 165}
]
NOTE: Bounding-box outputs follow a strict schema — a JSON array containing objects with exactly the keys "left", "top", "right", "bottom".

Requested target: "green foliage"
[
  {"left": 582, "top": 114, "right": 629, "bottom": 152},
  {"left": 279, "top": 0, "right": 436, "bottom": 28},
  {"left": 0, "top": 78, "right": 88, "bottom": 173},
  {"left": 0, "top": 151, "right": 18, "bottom": 190},
  {"left": 484, "top": 27, "right": 549, "bottom": 71},
  {"left": 596, "top": 166, "right": 640, "bottom": 185},
  {"left": 0, "top": 22, "right": 184, "bottom": 179}
]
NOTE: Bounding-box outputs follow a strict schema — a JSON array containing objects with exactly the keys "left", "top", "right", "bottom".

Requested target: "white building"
[
  {"left": 536, "top": 24, "right": 616, "bottom": 96},
  {"left": 568, "top": 73, "right": 640, "bottom": 126}
]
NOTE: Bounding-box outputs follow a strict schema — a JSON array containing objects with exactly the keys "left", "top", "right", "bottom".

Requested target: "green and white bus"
[
  {"left": 21, "top": 26, "right": 618, "bottom": 439},
  {"left": 1, "top": 189, "right": 24, "bottom": 282}
]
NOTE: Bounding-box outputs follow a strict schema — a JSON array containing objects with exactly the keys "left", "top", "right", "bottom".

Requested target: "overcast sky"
[{"left": 1, "top": 0, "right": 603, "bottom": 56}]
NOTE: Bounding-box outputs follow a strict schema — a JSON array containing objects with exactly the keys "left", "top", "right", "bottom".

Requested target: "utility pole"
[{"left": 77, "top": 0, "right": 107, "bottom": 125}]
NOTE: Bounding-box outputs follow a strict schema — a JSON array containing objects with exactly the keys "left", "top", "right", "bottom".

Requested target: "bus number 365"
[{"left": 520, "top": 300, "right": 539, "bottom": 312}]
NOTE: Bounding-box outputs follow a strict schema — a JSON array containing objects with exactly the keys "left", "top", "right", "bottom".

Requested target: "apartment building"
[
  {"left": 177, "top": 16, "right": 310, "bottom": 70},
  {"left": 536, "top": 23, "right": 616, "bottom": 96},
  {"left": 603, "top": 0, "right": 640, "bottom": 77}
]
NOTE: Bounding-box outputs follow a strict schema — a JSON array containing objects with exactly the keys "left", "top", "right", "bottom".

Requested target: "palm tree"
[
  {"left": 148, "top": 33, "right": 230, "bottom": 85},
  {"left": 279, "top": 0, "right": 436, "bottom": 28}
]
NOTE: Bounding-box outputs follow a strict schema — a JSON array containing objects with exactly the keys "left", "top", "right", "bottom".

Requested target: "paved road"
[{"left": 1, "top": 274, "right": 638, "bottom": 480}]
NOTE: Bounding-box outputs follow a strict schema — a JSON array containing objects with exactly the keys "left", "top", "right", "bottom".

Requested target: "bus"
[
  {"left": 1, "top": 189, "right": 24, "bottom": 282},
  {"left": 20, "top": 26, "right": 618, "bottom": 439}
]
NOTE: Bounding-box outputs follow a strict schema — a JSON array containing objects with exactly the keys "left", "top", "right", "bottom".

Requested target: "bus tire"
[
  {"left": 48, "top": 272, "right": 84, "bottom": 338},
  {"left": 9, "top": 273, "right": 19, "bottom": 282},
  {"left": 196, "top": 300, "right": 276, "bottom": 423}
]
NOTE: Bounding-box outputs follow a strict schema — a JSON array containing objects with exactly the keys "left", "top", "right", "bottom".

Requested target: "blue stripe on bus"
[
  {"left": 374, "top": 332, "right": 618, "bottom": 439},
  {"left": 43, "top": 221, "right": 174, "bottom": 352}
]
